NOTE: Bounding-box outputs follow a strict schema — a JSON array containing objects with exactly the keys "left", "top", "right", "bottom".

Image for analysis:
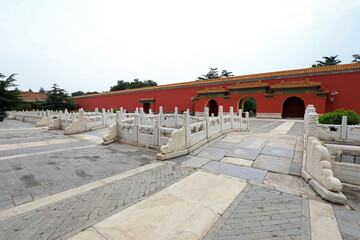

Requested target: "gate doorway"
[
  {"left": 206, "top": 99, "right": 218, "bottom": 116},
  {"left": 143, "top": 103, "right": 150, "bottom": 114},
  {"left": 238, "top": 96, "right": 256, "bottom": 117},
  {"left": 282, "top": 97, "right": 305, "bottom": 118}
]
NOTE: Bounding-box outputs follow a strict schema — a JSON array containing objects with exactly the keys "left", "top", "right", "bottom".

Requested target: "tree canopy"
[
  {"left": 36, "top": 84, "right": 76, "bottom": 110},
  {"left": 71, "top": 91, "right": 99, "bottom": 97},
  {"left": 39, "top": 87, "right": 45, "bottom": 93},
  {"left": 110, "top": 79, "right": 157, "bottom": 92},
  {"left": 197, "top": 68, "right": 234, "bottom": 80},
  {"left": 352, "top": 54, "right": 360, "bottom": 63},
  {"left": 312, "top": 55, "right": 341, "bottom": 67},
  {"left": 0, "top": 73, "right": 28, "bottom": 114}
]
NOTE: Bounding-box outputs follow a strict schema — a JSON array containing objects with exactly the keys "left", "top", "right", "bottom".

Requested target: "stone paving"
[
  {"left": 0, "top": 163, "right": 192, "bottom": 240},
  {"left": 0, "top": 121, "right": 157, "bottom": 211},
  {"left": 0, "top": 118, "right": 359, "bottom": 240}
]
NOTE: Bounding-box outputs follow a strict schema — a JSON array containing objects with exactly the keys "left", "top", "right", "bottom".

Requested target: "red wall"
[{"left": 74, "top": 71, "right": 360, "bottom": 115}]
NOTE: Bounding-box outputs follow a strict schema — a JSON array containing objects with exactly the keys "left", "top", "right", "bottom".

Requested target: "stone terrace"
[{"left": 0, "top": 119, "right": 359, "bottom": 240}]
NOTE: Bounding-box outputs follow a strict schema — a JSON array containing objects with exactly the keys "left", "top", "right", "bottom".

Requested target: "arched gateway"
[
  {"left": 282, "top": 97, "right": 305, "bottom": 118},
  {"left": 206, "top": 99, "right": 218, "bottom": 116}
]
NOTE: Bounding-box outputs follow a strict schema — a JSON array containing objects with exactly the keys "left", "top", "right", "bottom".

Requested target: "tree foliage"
[
  {"left": 312, "top": 55, "right": 341, "bottom": 67},
  {"left": 0, "top": 73, "right": 28, "bottom": 114},
  {"left": 319, "top": 109, "right": 360, "bottom": 125},
  {"left": 36, "top": 84, "right": 76, "bottom": 110},
  {"left": 197, "top": 68, "right": 234, "bottom": 80},
  {"left": 110, "top": 79, "right": 157, "bottom": 92},
  {"left": 39, "top": 87, "right": 45, "bottom": 93},
  {"left": 71, "top": 91, "right": 99, "bottom": 96},
  {"left": 244, "top": 97, "right": 256, "bottom": 113},
  {"left": 352, "top": 54, "right": 360, "bottom": 63}
]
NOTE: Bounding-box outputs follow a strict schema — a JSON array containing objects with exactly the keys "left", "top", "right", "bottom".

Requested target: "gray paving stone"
[
  {"left": 0, "top": 164, "right": 193, "bottom": 240},
  {"left": 198, "top": 147, "right": 227, "bottom": 161},
  {"left": 253, "top": 154, "right": 292, "bottom": 174},
  {"left": 225, "top": 147, "right": 260, "bottom": 160},
  {"left": 237, "top": 137, "right": 268, "bottom": 150},
  {"left": 206, "top": 185, "right": 304, "bottom": 240},
  {"left": 182, "top": 156, "right": 211, "bottom": 168},
  {"left": 202, "top": 161, "right": 267, "bottom": 183},
  {"left": 289, "top": 161, "right": 302, "bottom": 176},
  {"left": 333, "top": 206, "right": 360, "bottom": 240},
  {"left": 210, "top": 141, "right": 237, "bottom": 150},
  {"left": 171, "top": 155, "right": 191, "bottom": 163},
  {"left": 287, "top": 122, "right": 304, "bottom": 136},
  {"left": 261, "top": 146, "right": 294, "bottom": 158}
]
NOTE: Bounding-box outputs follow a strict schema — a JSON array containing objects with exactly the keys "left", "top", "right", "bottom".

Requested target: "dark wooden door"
[
  {"left": 209, "top": 100, "right": 218, "bottom": 116},
  {"left": 282, "top": 97, "right": 305, "bottom": 118},
  {"left": 143, "top": 103, "right": 150, "bottom": 114}
]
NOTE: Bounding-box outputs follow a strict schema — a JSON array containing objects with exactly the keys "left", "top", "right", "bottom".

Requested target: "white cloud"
[{"left": 0, "top": 0, "right": 359, "bottom": 93}]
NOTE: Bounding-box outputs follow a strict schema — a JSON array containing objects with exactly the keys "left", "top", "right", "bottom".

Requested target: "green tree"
[
  {"left": 312, "top": 55, "right": 341, "bottom": 67},
  {"left": 39, "top": 87, "right": 45, "bottom": 93},
  {"left": 38, "top": 84, "right": 76, "bottom": 110},
  {"left": 0, "top": 73, "right": 28, "bottom": 114},
  {"left": 244, "top": 97, "right": 256, "bottom": 113},
  {"left": 71, "top": 91, "right": 85, "bottom": 97},
  {"left": 85, "top": 91, "right": 98, "bottom": 95},
  {"left": 352, "top": 54, "right": 360, "bottom": 63},
  {"left": 197, "top": 68, "right": 234, "bottom": 80},
  {"left": 110, "top": 79, "right": 157, "bottom": 91},
  {"left": 28, "top": 89, "right": 33, "bottom": 92}
]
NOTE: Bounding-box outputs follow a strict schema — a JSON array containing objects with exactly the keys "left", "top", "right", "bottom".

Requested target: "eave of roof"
[{"left": 74, "top": 63, "right": 360, "bottom": 99}]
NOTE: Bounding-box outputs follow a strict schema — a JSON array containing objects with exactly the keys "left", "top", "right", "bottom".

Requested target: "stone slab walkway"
[{"left": 1, "top": 119, "right": 359, "bottom": 240}]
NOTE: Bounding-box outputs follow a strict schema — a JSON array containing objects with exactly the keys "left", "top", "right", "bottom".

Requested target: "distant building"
[
  {"left": 73, "top": 63, "right": 360, "bottom": 118},
  {"left": 20, "top": 91, "right": 47, "bottom": 103}
]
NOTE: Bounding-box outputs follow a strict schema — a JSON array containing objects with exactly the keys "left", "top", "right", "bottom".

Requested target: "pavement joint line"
[
  {"left": 0, "top": 144, "right": 96, "bottom": 161},
  {"left": 202, "top": 184, "right": 252, "bottom": 240},
  {"left": 72, "top": 171, "right": 246, "bottom": 240},
  {"left": 0, "top": 161, "right": 165, "bottom": 221},
  {"left": 270, "top": 120, "right": 296, "bottom": 134},
  {"left": 251, "top": 120, "right": 281, "bottom": 132},
  {"left": 62, "top": 167, "right": 195, "bottom": 240},
  {"left": 309, "top": 199, "right": 343, "bottom": 240},
  {"left": 0, "top": 127, "right": 47, "bottom": 132}
]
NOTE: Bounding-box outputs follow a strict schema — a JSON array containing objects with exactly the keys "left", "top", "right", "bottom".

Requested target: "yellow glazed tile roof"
[
  {"left": 271, "top": 79, "right": 321, "bottom": 89},
  {"left": 74, "top": 63, "right": 360, "bottom": 99}
]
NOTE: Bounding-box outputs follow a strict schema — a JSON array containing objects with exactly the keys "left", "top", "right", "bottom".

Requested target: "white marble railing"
[{"left": 302, "top": 105, "right": 347, "bottom": 204}]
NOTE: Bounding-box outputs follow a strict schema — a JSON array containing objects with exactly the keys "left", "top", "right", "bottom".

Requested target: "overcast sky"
[{"left": 1, "top": 0, "right": 359, "bottom": 94}]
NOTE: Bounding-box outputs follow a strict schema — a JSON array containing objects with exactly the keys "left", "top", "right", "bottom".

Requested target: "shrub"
[{"left": 319, "top": 109, "right": 360, "bottom": 125}]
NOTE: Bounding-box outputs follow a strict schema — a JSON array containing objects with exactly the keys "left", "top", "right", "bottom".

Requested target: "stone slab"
[
  {"left": 263, "top": 172, "right": 316, "bottom": 197},
  {"left": 171, "top": 155, "right": 192, "bottom": 163},
  {"left": 202, "top": 161, "right": 267, "bottom": 183},
  {"left": 309, "top": 199, "right": 342, "bottom": 240},
  {"left": 253, "top": 154, "right": 292, "bottom": 174},
  {"left": 92, "top": 171, "right": 245, "bottom": 240},
  {"left": 225, "top": 147, "right": 260, "bottom": 160},
  {"left": 270, "top": 121, "right": 295, "bottom": 134},
  {"left": 182, "top": 156, "right": 211, "bottom": 168},
  {"left": 165, "top": 171, "right": 247, "bottom": 214},
  {"left": 289, "top": 161, "right": 302, "bottom": 176},
  {"left": 210, "top": 140, "right": 237, "bottom": 150},
  {"left": 261, "top": 146, "right": 294, "bottom": 158},
  {"left": 221, "top": 157, "right": 253, "bottom": 167},
  {"left": 68, "top": 227, "right": 106, "bottom": 240},
  {"left": 237, "top": 137, "right": 268, "bottom": 149},
  {"left": 197, "top": 147, "right": 227, "bottom": 161}
]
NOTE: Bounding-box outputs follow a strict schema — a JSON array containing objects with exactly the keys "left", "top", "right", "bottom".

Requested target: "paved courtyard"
[{"left": 0, "top": 119, "right": 359, "bottom": 240}]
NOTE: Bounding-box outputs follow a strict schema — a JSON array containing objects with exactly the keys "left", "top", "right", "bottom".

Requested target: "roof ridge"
[{"left": 74, "top": 63, "right": 360, "bottom": 99}]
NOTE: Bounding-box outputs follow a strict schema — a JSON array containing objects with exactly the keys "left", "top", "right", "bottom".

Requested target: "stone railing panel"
[{"left": 189, "top": 121, "right": 207, "bottom": 146}]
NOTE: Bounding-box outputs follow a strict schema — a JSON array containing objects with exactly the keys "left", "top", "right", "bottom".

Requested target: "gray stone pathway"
[
  {"left": 0, "top": 163, "right": 192, "bottom": 240},
  {"left": 1, "top": 119, "right": 359, "bottom": 240},
  {"left": 203, "top": 185, "right": 310, "bottom": 240}
]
